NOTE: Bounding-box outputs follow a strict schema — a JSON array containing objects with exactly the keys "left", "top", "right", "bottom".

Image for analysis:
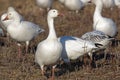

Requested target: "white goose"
[
  {"left": 91, "top": 0, "right": 117, "bottom": 37},
  {"left": 36, "top": 0, "right": 54, "bottom": 11},
  {"left": 35, "top": 9, "right": 62, "bottom": 80},
  {"left": 3, "top": 7, "right": 44, "bottom": 58},
  {"left": 58, "top": 36, "right": 99, "bottom": 63},
  {"left": 64, "top": 0, "right": 91, "bottom": 13}
]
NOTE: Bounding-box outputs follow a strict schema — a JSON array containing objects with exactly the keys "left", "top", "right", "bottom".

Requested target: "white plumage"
[{"left": 58, "top": 36, "right": 98, "bottom": 63}]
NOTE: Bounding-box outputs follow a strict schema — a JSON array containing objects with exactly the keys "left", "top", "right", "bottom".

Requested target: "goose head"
[
  {"left": 47, "top": 9, "right": 63, "bottom": 19},
  {"left": 0, "top": 13, "right": 12, "bottom": 29},
  {"left": 48, "top": 9, "right": 60, "bottom": 18},
  {"left": 3, "top": 7, "right": 23, "bottom": 21}
]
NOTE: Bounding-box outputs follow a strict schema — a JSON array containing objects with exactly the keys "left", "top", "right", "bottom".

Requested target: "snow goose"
[
  {"left": 3, "top": 7, "right": 44, "bottom": 58},
  {"left": 35, "top": 9, "right": 62, "bottom": 79},
  {"left": 64, "top": 0, "right": 91, "bottom": 13},
  {"left": 58, "top": 36, "right": 99, "bottom": 63},
  {"left": 91, "top": 0, "right": 117, "bottom": 37},
  {"left": 36, "top": 0, "right": 54, "bottom": 11}
]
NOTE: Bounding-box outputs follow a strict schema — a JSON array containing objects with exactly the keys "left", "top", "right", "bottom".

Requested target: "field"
[{"left": 0, "top": 0, "right": 120, "bottom": 80}]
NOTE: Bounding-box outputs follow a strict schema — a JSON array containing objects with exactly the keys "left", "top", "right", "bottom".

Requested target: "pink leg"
[
  {"left": 7, "top": 33, "right": 10, "bottom": 46},
  {"left": 41, "top": 65, "right": 45, "bottom": 76},
  {"left": 26, "top": 45, "right": 28, "bottom": 54},
  {"left": 17, "top": 43, "right": 22, "bottom": 58},
  {"left": 51, "top": 66, "right": 56, "bottom": 80},
  {"left": 25, "top": 41, "right": 29, "bottom": 54}
]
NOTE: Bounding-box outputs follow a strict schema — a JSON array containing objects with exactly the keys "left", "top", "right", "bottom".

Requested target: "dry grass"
[{"left": 0, "top": 0, "right": 120, "bottom": 80}]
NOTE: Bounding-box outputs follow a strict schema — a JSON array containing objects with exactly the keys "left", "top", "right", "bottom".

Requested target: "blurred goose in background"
[
  {"left": 3, "top": 7, "right": 44, "bottom": 58},
  {"left": 102, "top": 0, "right": 115, "bottom": 9},
  {"left": 36, "top": 0, "right": 54, "bottom": 11},
  {"left": 58, "top": 0, "right": 65, "bottom": 4},
  {"left": 58, "top": 36, "right": 99, "bottom": 63},
  {"left": 97, "top": 0, "right": 120, "bottom": 10},
  {"left": 35, "top": 9, "right": 62, "bottom": 80},
  {"left": 114, "top": 0, "right": 120, "bottom": 10},
  {"left": 91, "top": 0, "right": 118, "bottom": 37},
  {"left": 0, "top": 7, "right": 24, "bottom": 36},
  {"left": 64, "top": 0, "right": 91, "bottom": 13}
]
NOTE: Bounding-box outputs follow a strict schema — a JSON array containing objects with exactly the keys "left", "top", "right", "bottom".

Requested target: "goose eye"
[{"left": 53, "top": 11, "right": 56, "bottom": 13}]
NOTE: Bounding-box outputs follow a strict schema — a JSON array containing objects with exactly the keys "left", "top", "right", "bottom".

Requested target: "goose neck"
[
  {"left": 47, "top": 16, "right": 57, "bottom": 40},
  {"left": 93, "top": 2, "right": 103, "bottom": 21}
]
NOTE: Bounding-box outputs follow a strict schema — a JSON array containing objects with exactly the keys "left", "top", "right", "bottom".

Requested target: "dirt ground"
[{"left": 0, "top": 0, "right": 120, "bottom": 80}]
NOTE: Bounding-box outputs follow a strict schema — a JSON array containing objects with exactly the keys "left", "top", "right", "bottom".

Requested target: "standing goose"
[
  {"left": 35, "top": 9, "right": 62, "bottom": 80},
  {"left": 58, "top": 36, "right": 99, "bottom": 63},
  {"left": 91, "top": 0, "right": 117, "bottom": 37},
  {"left": 3, "top": 7, "right": 44, "bottom": 58},
  {"left": 36, "top": 0, "right": 54, "bottom": 11}
]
